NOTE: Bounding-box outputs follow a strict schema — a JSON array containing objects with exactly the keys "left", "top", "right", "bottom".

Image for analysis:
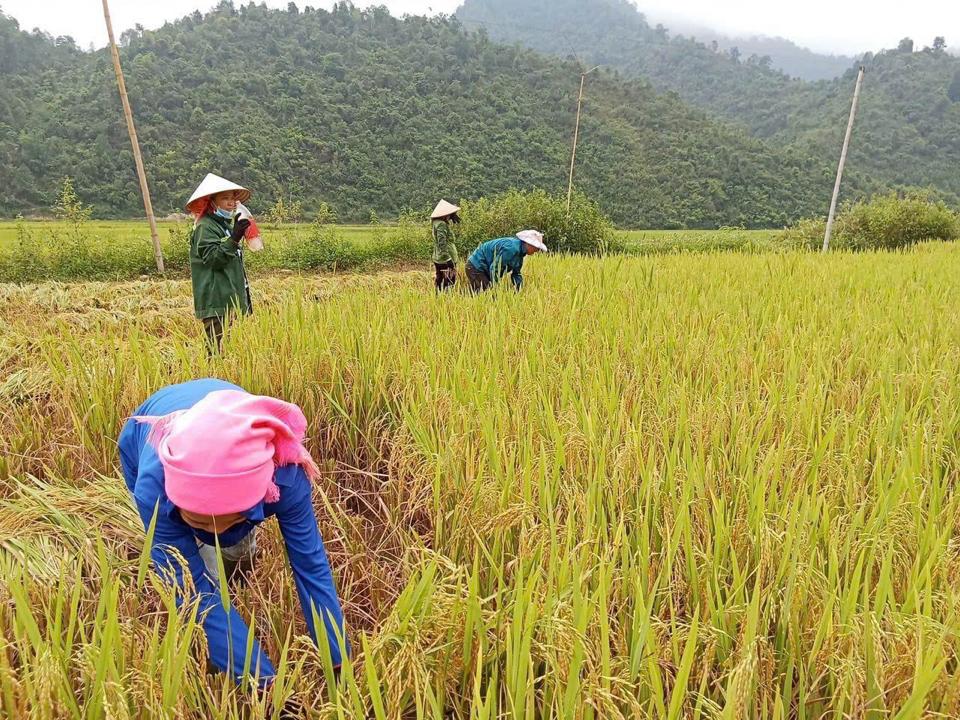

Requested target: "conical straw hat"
[
  {"left": 431, "top": 199, "right": 461, "bottom": 219},
  {"left": 186, "top": 173, "right": 251, "bottom": 214}
]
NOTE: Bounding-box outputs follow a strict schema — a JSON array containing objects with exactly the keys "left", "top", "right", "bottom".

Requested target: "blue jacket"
[
  {"left": 467, "top": 237, "right": 526, "bottom": 289},
  {"left": 118, "top": 378, "right": 348, "bottom": 684}
]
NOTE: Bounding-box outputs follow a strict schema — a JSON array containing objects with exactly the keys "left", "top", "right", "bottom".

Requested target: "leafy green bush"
[
  {"left": 274, "top": 221, "right": 351, "bottom": 271},
  {"left": 456, "top": 189, "right": 619, "bottom": 255},
  {"left": 261, "top": 217, "right": 429, "bottom": 273},
  {"left": 315, "top": 202, "right": 337, "bottom": 225},
  {"left": 0, "top": 219, "right": 189, "bottom": 282},
  {"left": 8, "top": 216, "right": 45, "bottom": 280},
  {"left": 785, "top": 193, "right": 960, "bottom": 250},
  {"left": 780, "top": 218, "right": 826, "bottom": 250},
  {"left": 265, "top": 197, "right": 304, "bottom": 224}
]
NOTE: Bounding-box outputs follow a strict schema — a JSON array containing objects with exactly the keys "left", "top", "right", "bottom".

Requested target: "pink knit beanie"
[{"left": 134, "top": 390, "right": 320, "bottom": 515}]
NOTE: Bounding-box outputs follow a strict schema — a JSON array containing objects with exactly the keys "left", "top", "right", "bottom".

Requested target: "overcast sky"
[{"left": 2, "top": 0, "right": 956, "bottom": 55}]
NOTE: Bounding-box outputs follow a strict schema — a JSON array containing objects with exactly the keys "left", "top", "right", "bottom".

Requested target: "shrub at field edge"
[{"left": 785, "top": 193, "right": 960, "bottom": 250}]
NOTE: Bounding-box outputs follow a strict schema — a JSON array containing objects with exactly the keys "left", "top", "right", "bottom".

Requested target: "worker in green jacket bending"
[
  {"left": 185, "top": 174, "right": 254, "bottom": 352},
  {"left": 431, "top": 199, "right": 461, "bottom": 292}
]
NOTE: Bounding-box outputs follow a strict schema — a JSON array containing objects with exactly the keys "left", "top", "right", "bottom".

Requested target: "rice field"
[
  {"left": 0, "top": 220, "right": 431, "bottom": 283},
  {"left": 0, "top": 220, "right": 788, "bottom": 255},
  {"left": 2, "top": 245, "right": 960, "bottom": 718},
  {"left": 619, "top": 229, "right": 788, "bottom": 254},
  {"left": 0, "top": 221, "right": 381, "bottom": 247}
]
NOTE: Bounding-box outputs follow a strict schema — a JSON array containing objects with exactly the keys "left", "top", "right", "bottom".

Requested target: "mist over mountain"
[
  {"left": 457, "top": 0, "right": 960, "bottom": 206},
  {"left": 642, "top": 13, "right": 858, "bottom": 81}
]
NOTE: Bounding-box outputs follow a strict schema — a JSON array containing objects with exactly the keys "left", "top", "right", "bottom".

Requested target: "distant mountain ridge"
[
  {"left": 456, "top": 0, "right": 960, "bottom": 206},
  {"left": 643, "top": 13, "right": 858, "bottom": 81}
]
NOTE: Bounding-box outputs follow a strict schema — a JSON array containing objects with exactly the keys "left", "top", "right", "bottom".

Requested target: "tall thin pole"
[
  {"left": 566, "top": 72, "right": 587, "bottom": 214},
  {"left": 823, "top": 66, "right": 865, "bottom": 253},
  {"left": 102, "top": 0, "right": 164, "bottom": 273}
]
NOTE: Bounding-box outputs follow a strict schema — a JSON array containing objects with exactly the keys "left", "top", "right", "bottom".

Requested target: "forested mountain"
[
  {"left": 455, "top": 0, "right": 816, "bottom": 126},
  {"left": 649, "top": 19, "right": 856, "bottom": 81},
  {"left": 0, "top": 3, "right": 837, "bottom": 227},
  {"left": 456, "top": 0, "right": 960, "bottom": 205}
]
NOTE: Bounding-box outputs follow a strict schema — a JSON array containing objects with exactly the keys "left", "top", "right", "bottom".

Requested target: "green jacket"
[
  {"left": 432, "top": 219, "right": 458, "bottom": 265},
  {"left": 189, "top": 213, "right": 252, "bottom": 320}
]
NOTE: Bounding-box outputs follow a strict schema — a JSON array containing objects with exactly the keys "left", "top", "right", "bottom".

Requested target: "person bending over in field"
[
  {"left": 464, "top": 230, "right": 548, "bottom": 292},
  {"left": 118, "top": 378, "right": 349, "bottom": 689},
  {"left": 186, "top": 174, "right": 255, "bottom": 353},
  {"left": 430, "top": 199, "right": 461, "bottom": 292}
]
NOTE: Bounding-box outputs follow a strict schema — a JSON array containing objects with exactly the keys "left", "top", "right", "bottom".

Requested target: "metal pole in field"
[
  {"left": 102, "top": 0, "right": 165, "bottom": 273},
  {"left": 822, "top": 66, "right": 865, "bottom": 253},
  {"left": 566, "top": 65, "right": 601, "bottom": 214}
]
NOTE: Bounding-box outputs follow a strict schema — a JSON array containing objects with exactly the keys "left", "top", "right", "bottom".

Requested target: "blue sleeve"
[
  {"left": 133, "top": 484, "right": 276, "bottom": 684},
  {"left": 510, "top": 259, "right": 523, "bottom": 290},
  {"left": 118, "top": 419, "right": 141, "bottom": 496},
  {"left": 509, "top": 248, "right": 524, "bottom": 289},
  {"left": 490, "top": 249, "right": 508, "bottom": 282},
  {"left": 273, "top": 467, "right": 349, "bottom": 666}
]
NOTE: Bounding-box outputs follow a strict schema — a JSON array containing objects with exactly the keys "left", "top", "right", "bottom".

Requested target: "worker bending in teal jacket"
[{"left": 464, "top": 230, "right": 547, "bottom": 292}]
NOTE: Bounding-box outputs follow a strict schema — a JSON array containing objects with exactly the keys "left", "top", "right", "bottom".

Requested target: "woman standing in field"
[
  {"left": 431, "top": 199, "right": 461, "bottom": 292},
  {"left": 465, "top": 230, "right": 548, "bottom": 292},
  {"left": 186, "top": 173, "right": 254, "bottom": 352},
  {"left": 118, "top": 378, "right": 349, "bottom": 688}
]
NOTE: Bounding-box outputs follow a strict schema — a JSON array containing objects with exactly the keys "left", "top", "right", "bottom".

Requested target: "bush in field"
[
  {"left": 781, "top": 217, "right": 827, "bottom": 250},
  {"left": 265, "top": 197, "right": 304, "bottom": 224},
  {"left": 0, "top": 218, "right": 189, "bottom": 283},
  {"left": 785, "top": 193, "right": 960, "bottom": 250},
  {"left": 281, "top": 220, "right": 351, "bottom": 270},
  {"left": 375, "top": 211, "right": 431, "bottom": 263},
  {"left": 456, "top": 189, "right": 618, "bottom": 255},
  {"left": 54, "top": 177, "right": 93, "bottom": 227},
  {"left": 396, "top": 207, "right": 429, "bottom": 224},
  {"left": 265, "top": 216, "right": 427, "bottom": 273},
  {"left": 8, "top": 216, "right": 45, "bottom": 281},
  {"left": 315, "top": 202, "right": 337, "bottom": 225},
  {"left": 51, "top": 177, "right": 97, "bottom": 277}
]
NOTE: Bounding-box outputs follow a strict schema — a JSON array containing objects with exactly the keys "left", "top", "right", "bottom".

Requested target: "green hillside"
[{"left": 0, "top": 3, "right": 834, "bottom": 228}]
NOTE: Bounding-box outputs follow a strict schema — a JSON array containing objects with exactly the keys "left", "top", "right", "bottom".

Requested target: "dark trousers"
[
  {"left": 203, "top": 315, "right": 224, "bottom": 355},
  {"left": 465, "top": 262, "right": 491, "bottom": 292},
  {"left": 434, "top": 261, "right": 457, "bottom": 291}
]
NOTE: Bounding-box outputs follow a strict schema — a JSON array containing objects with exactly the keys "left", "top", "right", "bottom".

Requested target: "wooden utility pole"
[
  {"left": 822, "top": 66, "right": 865, "bottom": 253},
  {"left": 102, "top": 0, "right": 165, "bottom": 273},
  {"left": 566, "top": 65, "right": 601, "bottom": 214}
]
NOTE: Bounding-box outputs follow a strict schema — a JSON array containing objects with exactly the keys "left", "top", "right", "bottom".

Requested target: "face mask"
[{"left": 214, "top": 207, "right": 234, "bottom": 220}]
